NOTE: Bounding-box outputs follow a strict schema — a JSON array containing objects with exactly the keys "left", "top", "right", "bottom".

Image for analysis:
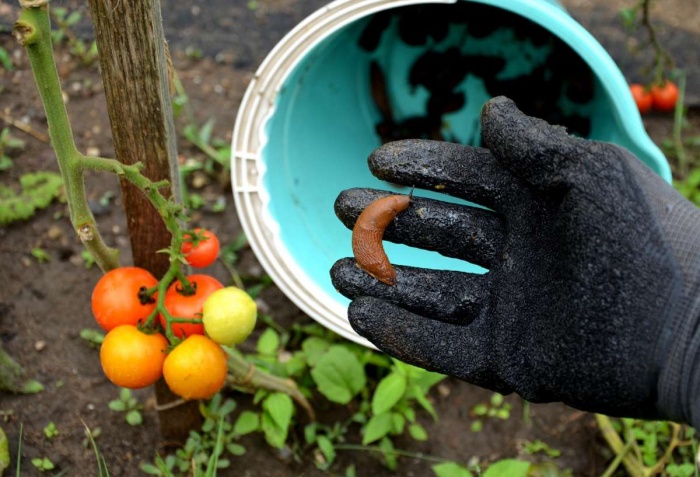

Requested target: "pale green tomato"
[{"left": 202, "top": 287, "right": 257, "bottom": 346}]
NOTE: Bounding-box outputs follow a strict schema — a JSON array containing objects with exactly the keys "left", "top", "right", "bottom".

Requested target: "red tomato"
[
  {"left": 92, "top": 267, "right": 158, "bottom": 331},
  {"left": 159, "top": 274, "right": 224, "bottom": 338},
  {"left": 629, "top": 84, "right": 652, "bottom": 114},
  {"left": 181, "top": 229, "right": 220, "bottom": 268},
  {"left": 650, "top": 81, "right": 679, "bottom": 112}
]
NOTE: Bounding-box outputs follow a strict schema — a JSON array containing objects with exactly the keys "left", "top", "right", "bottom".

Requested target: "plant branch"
[
  {"left": 595, "top": 414, "right": 646, "bottom": 477},
  {"left": 14, "top": 4, "right": 119, "bottom": 271},
  {"left": 225, "top": 348, "right": 316, "bottom": 421}
]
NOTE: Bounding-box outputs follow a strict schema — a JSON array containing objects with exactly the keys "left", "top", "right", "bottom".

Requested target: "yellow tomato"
[{"left": 202, "top": 287, "right": 257, "bottom": 346}]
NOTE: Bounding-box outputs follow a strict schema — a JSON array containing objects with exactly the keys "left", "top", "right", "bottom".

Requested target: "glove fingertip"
[{"left": 347, "top": 296, "right": 385, "bottom": 338}]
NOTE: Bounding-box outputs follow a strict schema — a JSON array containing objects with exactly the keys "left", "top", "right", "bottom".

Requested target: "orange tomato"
[
  {"left": 163, "top": 335, "right": 228, "bottom": 400},
  {"left": 100, "top": 325, "right": 168, "bottom": 389},
  {"left": 629, "top": 84, "right": 652, "bottom": 114},
  {"left": 92, "top": 267, "right": 158, "bottom": 331},
  {"left": 650, "top": 81, "right": 679, "bottom": 112},
  {"left": 159, "top": 274, "right": 224, "bottom": 338}
]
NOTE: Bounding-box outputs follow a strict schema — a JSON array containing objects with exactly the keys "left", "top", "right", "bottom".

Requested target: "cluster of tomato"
[
  {"left": 630, "top": 81, "right": 679, "bottom": 115},
  {"left": 91, "top": 229, "right": 257, "bottom": 400}
]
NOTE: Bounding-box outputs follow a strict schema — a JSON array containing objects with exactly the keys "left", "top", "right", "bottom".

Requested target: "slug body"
[{"left": 352, "top": 194, "right": 411, "bottom": 285}]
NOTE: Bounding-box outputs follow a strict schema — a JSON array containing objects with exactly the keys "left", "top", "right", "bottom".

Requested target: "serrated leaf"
[
  {"left": 372, "top": 372, "right": 407, "bottom": 415},
  {"left": 311, "top": 345, "right": 366, "bottom": 404},
  {"left": 432, "top": 462, "right": 473, "bottom": 477},
  {"left": 232, "top": 411, "right": 259, "bottom": 436},
  {"left": 0, "top": 172, "right": 63, "bottom": 226},
  {"left": 483, "top": 459, "right": 530, "bottom": 477},
  {"left": 362, "top": 412, "right": 393, "bottom": 445}
]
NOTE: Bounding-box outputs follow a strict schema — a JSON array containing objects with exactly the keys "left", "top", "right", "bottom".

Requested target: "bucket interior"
[{"left": 260, "top": 1, "right": 656, "bottom": 307}]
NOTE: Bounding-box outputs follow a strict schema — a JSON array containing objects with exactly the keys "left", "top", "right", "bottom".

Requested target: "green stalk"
[
  {"left": 14, "top": 5, "right": 119, "bottom": 271},
  {"left": 595, "top": 414, "right": 646, "bottom": 477}
]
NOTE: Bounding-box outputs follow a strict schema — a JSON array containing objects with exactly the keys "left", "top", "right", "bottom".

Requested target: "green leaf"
[
  {"left": 126, "top": 410, "right": 143, "bottom": 426},
  {"left": 256, "top": 328, "right": 280, "bottom": 356},
  {"left": 108, "top": 400, "right": 126, "bottom": 411},
  {"left": 432, "top": 462, "right": 473, "bottom": 477},
  {"left": 490, "top": 393, "right": 504, "bottom": 407},
  {"left": 470, "top": 420, "right": 483, "bottom": 433},
  {"left": 198, "top": 118, "right": 215, "bottom": 145},
  {"left": 0, "top": 172, "right": 63, "bottom": 226},
  {"left": 666, "top": 463, "right": 696, "bottom": 477},
  {"left": 317, "top": 435, "right": 335, "bottom": 466},
  {"left": 31, "top": 248, "right": 51, "bottom": 263},
  {"left": 0, "top": 425, "right": 8, "bottom": 475},
  {"left": 261, "top": 393, "right": 293, "bottom": 448},
  {"left": 483, "top": 459, "right": 530, "bottom": 477},
  {"left": 0, "top": 47, "right": 13, "bottom": 71},
  {"left": 227, "top": 443, "right": 246, "bottom": 456},
  {"left": 20, "top": 380, "right": 44, "bottom": 394},
  {"left": 413, "top": 384, "right": 438, "bottom": 421},
  {"left": 304, "top": 423, "right": 317, "bottom": 444},
  {"left": 301, "top": 337, "right": 331, "bottom": 367},
  {"left": 80, "top": 328, "right": 104, "bottom": 346},
  {"left": 362, "top": 412, "right": 393, "bottom": 445},
  {"left": 391, "top": 412, "right": 405, "bottom": 434},
  {"left": 408, "top": 423, "right": 428, "bottom": 441},
  {"left": 232, "top": 411, "right": 259, "bottom": 436},
  {"left": 264, "top": 393, "right": 293, "bottom": 429},
  {"left": 372, "top": 372, "right": 407, "bottom": 415},
  {"left": 378, "top": 437, "right": 397, "bottom": 471},
  {"left": 311, "top": 345, "right": 366, "bottom": 404}
]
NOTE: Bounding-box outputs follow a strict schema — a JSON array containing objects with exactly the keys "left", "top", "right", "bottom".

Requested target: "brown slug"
[{"left": 352, "top": 192, "right": 412, "bottom": 285}]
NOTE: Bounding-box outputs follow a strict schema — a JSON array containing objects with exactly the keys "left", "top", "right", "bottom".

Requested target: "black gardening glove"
[{"left": 331, "top": 96, "right": 700, "bottom": 426}]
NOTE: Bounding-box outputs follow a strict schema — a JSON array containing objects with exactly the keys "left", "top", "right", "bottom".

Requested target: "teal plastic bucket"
[{"left": 231, "top": 0, "right": 671, "bottom": 346}]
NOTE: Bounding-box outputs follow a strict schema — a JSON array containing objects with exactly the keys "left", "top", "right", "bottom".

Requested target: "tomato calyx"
[
  {"left": 174, "top": 278, "right": 198, "bottom": 297},
  {"left": 138, "top": 285, "right": 157, "bottom": 305}
]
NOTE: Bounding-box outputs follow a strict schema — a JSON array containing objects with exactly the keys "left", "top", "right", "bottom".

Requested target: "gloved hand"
[{"left": 331, "top": 96, "right": 700, "bottom": 426}]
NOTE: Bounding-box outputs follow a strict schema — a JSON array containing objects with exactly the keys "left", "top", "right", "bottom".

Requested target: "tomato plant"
[
  {"left": 163, "top": 334, "right": 228, "bottom": 400},
  {"left": 100, "top": 325, "right": 168, "bottom": 389},
  {"left": 650, "top": 81, "right": 679, "bottom": 112},
  {"left": 159, "top": 274, "right": 223, "bottom": 338},
  {"left": 181, "top": 228, "right": 220, "bottom": 268},
  {"left": 202, "top": 287, "right": 258, "bottom": 346},
  {"left": 629, "top": 84, "right": 652, "bottom": 114},
  {"left": 91, "top": 267, "right": 158, "bottom": 331}
]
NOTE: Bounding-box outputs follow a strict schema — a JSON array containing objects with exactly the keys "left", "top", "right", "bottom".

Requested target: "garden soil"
[{"left": 1, "top": 0, "right": 699, "bottom": 475}]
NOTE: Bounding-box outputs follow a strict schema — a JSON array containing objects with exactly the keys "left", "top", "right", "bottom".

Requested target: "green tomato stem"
[
  {"left": 14, "top": 5, "right": 119, "bottom": 271},
  {"left": 225, "top": 348, "right": 316, "bottom": 421}
]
